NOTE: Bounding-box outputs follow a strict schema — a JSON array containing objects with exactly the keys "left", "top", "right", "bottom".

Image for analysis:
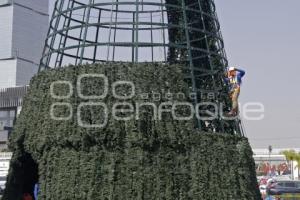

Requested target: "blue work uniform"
[
  {"left": 224, "top": 68, "right": 246, "bottom": 92},
  {"left": 34, "top": 183, "right": 39, "bottom": 200}
]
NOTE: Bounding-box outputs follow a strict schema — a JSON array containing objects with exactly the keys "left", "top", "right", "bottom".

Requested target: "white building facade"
[
  {"left": 0, "top": 152, "right": 12, "bottom": 188},
  {"left": 0, "top": 0, "right": 48, "bottom": 149},
  {"left": 0, "top": 0, "right": 48, "bottom": 88}
]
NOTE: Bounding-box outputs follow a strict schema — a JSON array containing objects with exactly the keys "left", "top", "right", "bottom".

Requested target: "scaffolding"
[{"left": 40, "top": 0, "right": 244, "bottom": 135}]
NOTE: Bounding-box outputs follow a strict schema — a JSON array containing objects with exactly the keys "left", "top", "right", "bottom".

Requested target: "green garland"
[{"left": 3, "top": 63, "right": 260, "bottom": 200}]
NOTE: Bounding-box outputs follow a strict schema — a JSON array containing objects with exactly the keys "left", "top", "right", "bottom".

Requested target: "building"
[
  {"left": 0, "top": 0, "right": 48, "bottom": 88},
  {"left": 253, "top": 148, "right": 300, "bottom": 180},
  {"left": 0, "top": 0, "right": 48, "bottom": 149},
  {"left": 0, "top": 86, "right": 28, "bottom": 149},
  {"left": 0, "top": 152, "right": 12, "bottom": 188}
]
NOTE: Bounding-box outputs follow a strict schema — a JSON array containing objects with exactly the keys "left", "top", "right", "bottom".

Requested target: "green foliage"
[
  {"left": 3, "top": 63, "right": 260, "bottom": 200},
  {"left": 281, "top": 150, "right": 300, "bottom": 177},
  {"left": 281, "top": 150, "right": 297, "bottom": 162}
]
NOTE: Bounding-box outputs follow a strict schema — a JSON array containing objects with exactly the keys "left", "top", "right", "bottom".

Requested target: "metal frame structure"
[{"left": 40, "top": 0, "right": 244, "bottom": 136}]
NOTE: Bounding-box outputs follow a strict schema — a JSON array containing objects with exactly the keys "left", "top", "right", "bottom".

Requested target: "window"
[
  {"left": 0, "top": 108, "right": 16, "bottom": 128},
  {"left": 10, "top": 110, "right": 15, "bottom": 117},
  {"left": 277, "top": 182, "right": 284, "bottom": 187},
  {"left": 285, "top": 182, "right": 296, "bottom": 188},
  {"left": 0, "top": 111, "right": 7, "bottom": 118}
]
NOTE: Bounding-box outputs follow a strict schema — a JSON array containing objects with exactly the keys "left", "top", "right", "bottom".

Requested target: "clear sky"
[
  {"left": 215, "top": 0, "right": 300, "bottom": 148},
  {"left": 49, "top": 1, "right": 300, "bottom": 148}
]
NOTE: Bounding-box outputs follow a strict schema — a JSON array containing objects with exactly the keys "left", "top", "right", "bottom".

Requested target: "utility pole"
[{"left": 268, "top": 145, "right": 272, "bottom": 176}]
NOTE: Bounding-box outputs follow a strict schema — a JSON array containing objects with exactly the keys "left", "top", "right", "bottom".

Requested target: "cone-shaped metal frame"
[{"left": 40, "top": 0, "right": 244, "bottom": 136}]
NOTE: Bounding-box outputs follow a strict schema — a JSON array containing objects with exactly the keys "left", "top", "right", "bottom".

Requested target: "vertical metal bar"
[
  {"left": 54, "top": 0, "right": 71, "bottom": 67},
  {"left": 112, "top": 0, "right": 119, "bottom": 62},
  {"left": 39, "top": 0, "right": 59, "bottom": 71},
  {"left": 132, "top": 13, "right": 135, "bottom": 63},
  {"left": 135, "top": 0, "right": 139, "bottom": 63},
  {"left": 59, "top": 1, "right": 75, "bottom": 67},
  {"left": 198, "top": 0, "right": 225, "bottom": 134},
  {"left": 75, "top": 7, "right": 87, "bottom": 65},
  {"left": 160, "top": 0, "right": 167, "bottom": 62},
  {"left": 182, "top": 0, "right": 202, "bottom": 129},
  {"left": 79, "top": 0, "right": 93, "bottom": 64},
  {"left": 150, "top": 12, "right": 154, "bottom": 62},
  {"left": 93, "top": 9, "right": 102, "bottom": 63},
  {"left": 215, "top": 11, "right": 228, "bottom": 67},
  {"left": 44, "top": 0, "right": 65, "bottom": 69},
  {"left": 106, "top": 2, "right": 115, "bottom": 61},
  {"left": 56, "top": 0, "right": 74, "bottom": 67}
]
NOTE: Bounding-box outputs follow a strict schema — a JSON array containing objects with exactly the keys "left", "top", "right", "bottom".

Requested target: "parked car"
[{"left": 267, "top": 180, "right": 300, "bottom": 195}]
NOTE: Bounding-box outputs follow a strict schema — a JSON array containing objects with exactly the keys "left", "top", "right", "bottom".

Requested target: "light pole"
[{"left": 268, "top": 145, "right": 272, "bottom": 176}]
